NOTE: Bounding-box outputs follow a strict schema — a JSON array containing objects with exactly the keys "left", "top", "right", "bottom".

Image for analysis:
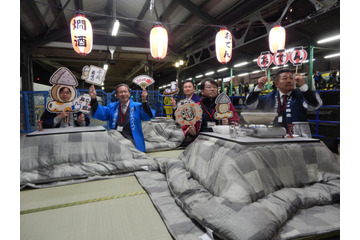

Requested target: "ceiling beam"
[
  {"left": 174, "top": 0, "right": 218, "bottom": 25},
  {"left": 42, "top": 0, "right": 72, "bottom": 41}
]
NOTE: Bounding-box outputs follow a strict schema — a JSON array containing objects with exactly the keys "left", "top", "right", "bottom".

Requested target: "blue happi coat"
[{"left": 92, "top": 99, "right": 155, "bottom": 152}]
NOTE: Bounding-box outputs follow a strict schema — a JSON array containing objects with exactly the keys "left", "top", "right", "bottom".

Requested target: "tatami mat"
[
  {"left": 21, "top": 176, "right": 173, "bottom": 240},
  {"left": 146, "top": 149, "right": 184, "bottom": 159}
]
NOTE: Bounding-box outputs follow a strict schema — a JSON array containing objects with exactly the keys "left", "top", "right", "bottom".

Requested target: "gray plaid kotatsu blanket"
[
  {"left": 20, "top": 119, "right": 184, "bottom": 188},
  {"left": 151, "top": 135, "right": 340, "bottom": 240}
]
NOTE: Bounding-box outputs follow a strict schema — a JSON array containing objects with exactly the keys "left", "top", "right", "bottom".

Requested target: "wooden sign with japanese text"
[{"left": 81, "top": 65, "right": 107, "bottom": 86}]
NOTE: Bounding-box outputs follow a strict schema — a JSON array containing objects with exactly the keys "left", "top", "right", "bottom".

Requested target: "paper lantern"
[
  {"left": 269, "top": 25, "right": 286, "bottom": 53},
  {"left": 150, "top": 25, "right": 168, "bottom": 60},
  {"left": 70, "top": 13, "right": 93, "bottom": 55},
  {"left": 216, "top": 28, "right": 232, "bottom": 64}
]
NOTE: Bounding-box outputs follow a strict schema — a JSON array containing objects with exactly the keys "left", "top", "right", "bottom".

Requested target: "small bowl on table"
[{"left": 212, "top": 125, "right": 230, "bottom": 134}]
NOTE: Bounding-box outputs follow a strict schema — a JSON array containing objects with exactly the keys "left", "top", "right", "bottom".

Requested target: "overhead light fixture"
[
  {"left": 205, "top": 71, "right": 214, "bottom": 76},
  {"left": 251, "top": 70, "right": 260, "bottom": 74},
  {"left": 103, "top": 64, "right": 108, "bottom": 70},
  {"left": 217, "top": 67, "right": 228, "bottom": 72},
  {"left": 324, "top": 53, "right": 340, "bottom": 58},
  {"left": 303, "top": 59, "right": 316, "bottom": 63},
  {"left": 317, "top": 35, "right": 340, "bottom": 44},
  {"left": 195, "top": 74, "right": 203, "bottom": 78},
  {"left": 111, "top": 19, "right": 120, "bottom": 36},
  {"left": 233, "top": 61, "right": 249, "bottom": 67},
  {"left": 175, "top": 60, "right": 184, "bottom": 68},
  {"left": 238, "top": 73, "right": 249, "bottom": 77}
]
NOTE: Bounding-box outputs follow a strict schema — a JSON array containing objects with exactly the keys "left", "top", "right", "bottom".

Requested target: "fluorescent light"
[
  {"left": 103, "top": 64, "right": 109, "bottom": 70},
  {"left": 324, "top": 53, "right": 340, "bottom": 58},
  {"left": 303, "top": 59, "right": 316, "bottom": 63},
  {"left": 217, "top": 67, "right": 228, "bottom": 72},
  {"left": 111, "top": 20, "right": 120, "bottom": 36},
  {"left": 238, "top": 73, "right": 249, "bottom": 77},
  {"left": 251, "top": 70, "right": 260, "bottom": 74},
  {"left": 253, "top": 59, "right": 257, "bottom": 62},
  {"left": 205, "top": 71, "right": 214, "bottom": 76},
  {"left": 317, "top": 35, "right": 340, "bottom": 44},
  {"left": 175, "top": 62, "right": 180, "bottom": 68},
  {"left": 186, "top": 77, "right": 192, "bottom": 80},
  {"left": 121, "top": 47, "right": 150, "bottom": 53},
  {"left": 234, "top": 61, "right": 249, "bottom": 68},
  {"left": 195, "top": 74, "right": 203, "bottom": 78}
]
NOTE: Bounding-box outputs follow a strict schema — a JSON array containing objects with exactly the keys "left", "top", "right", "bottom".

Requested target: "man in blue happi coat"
[
  {"left": 89, "top": 84, "right": 155, "bottom": 152},
  {"left": 245, "top": 69, "right": 322, "bottom": 129}
]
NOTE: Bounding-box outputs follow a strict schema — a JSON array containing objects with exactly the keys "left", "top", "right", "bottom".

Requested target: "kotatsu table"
[
  {"left": 139, "top": 132, "right": 340, "bottom": 240},
  {"left": 200, "top": 131, "right": 320, "bottom": 144},
  {"left": 20, "top": 124, "right": 340, "bottom": 240}
]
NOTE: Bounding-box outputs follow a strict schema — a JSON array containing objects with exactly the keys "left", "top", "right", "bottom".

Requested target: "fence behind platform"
[
  {"left": 20, "top": 89, "right": 339, "bottom": 142},
  {"left": 20, "top": 89, "right": 165, "bottom": 133}
]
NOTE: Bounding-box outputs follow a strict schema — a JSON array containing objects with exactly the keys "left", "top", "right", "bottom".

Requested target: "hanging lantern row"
[
  {"left": 69, "top": 12, "right": 286, "bottom": 64},
  {"left": 70, "top": 12, "right": 93, "bottom": 56}
]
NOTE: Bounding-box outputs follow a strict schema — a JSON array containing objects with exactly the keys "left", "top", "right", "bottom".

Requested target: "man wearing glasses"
[
  {"left": 245, "top": 69, "right": 322, "bottom": 129},
  {"left": 41, "top": 87, "right": 90, "bottom": 128},
  {"left": 184, "top": 78, "right": 240, "bottom": 139}
]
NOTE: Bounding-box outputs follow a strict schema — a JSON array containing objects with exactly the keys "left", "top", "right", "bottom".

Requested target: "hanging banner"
[
  {"left": 272, "top": 49, "right": 289, "bottom": 66},
  {"left": 289, "top": 46, "right": 308, "bottom": 66},
  {"left": 257, "top": 51, "right": 273, "bottom": 69}
]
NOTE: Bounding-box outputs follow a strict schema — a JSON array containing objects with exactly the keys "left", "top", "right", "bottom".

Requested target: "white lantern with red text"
[
  {"left": 216, "top": 28, "right": 232, "bottom": 64},
  {"left": 70, "top": 12, "right": 93, "bottom": 55},
  {"left": 269, "top": 25, "right": 286, "bottom": 53},
  {"left": 150, "top": 25, "right": 168, "bottom": 60}
]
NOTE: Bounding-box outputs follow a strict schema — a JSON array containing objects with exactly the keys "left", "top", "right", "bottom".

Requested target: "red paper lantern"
[
  {"left": 216, "top": 28, "right": 232, "bottom": 64},
  {"left": 70, "top": 13, "right": 93, "bottom": 55},
  {"left": 150, "top": 25, "right": 168, "bottom": 60},
  {"left": 269, "top": 25, "right": 286, "bottom": 53}
]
